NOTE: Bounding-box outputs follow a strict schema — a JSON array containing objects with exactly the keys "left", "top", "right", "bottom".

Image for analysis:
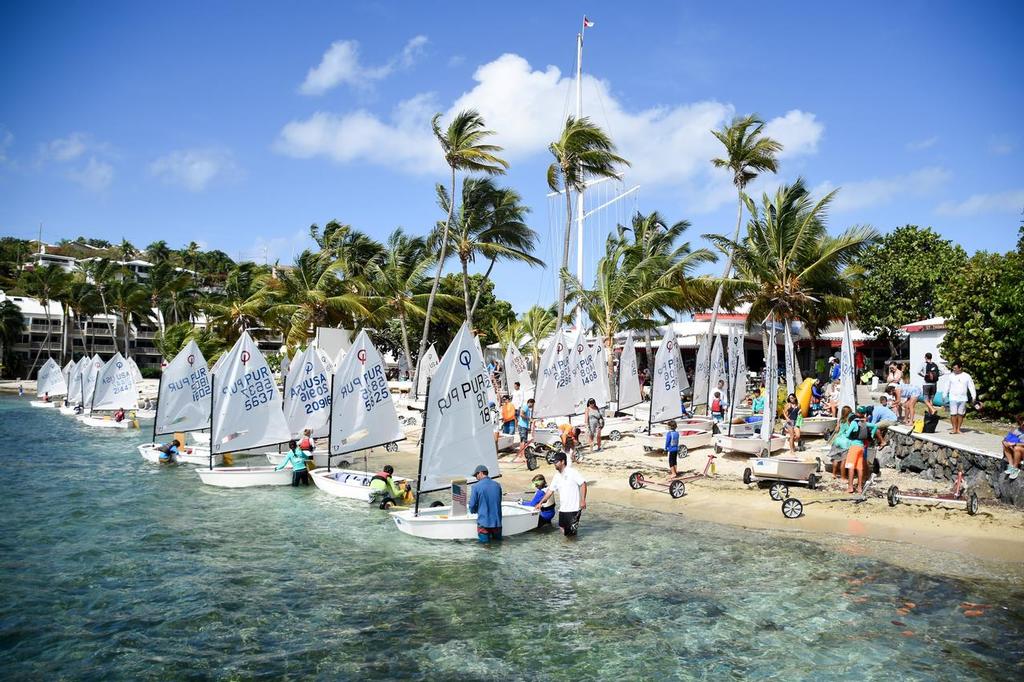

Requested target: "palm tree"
[
  {"left": 19, "top": 264, "right": 70, "bottom": 375},
  {"left": 145, "top": 240, "right": 173, "bottom": 265},
  {"left": 414, "top": 109, "right": 508, "bottom": 389},
  {"left": 64, "top": 281, "right": 101, "bottom": 356},
  {"left": 260, "top": 250, "right": 370, "bottom": 348},
  {"left": 519, "top": 305, "right": 557, "bottom": 372},
  {"left": 0, "top": 300, "right": 25, "bottom": 377},
  {"left": 434, "top": 179, "right": 542, "bottom": 327},
  {"left": 148, "top": 262, "right": 199, "bottom": 330},
  {"left": 79, "top": 258, "right": 123, "bottom": 350},
  {"left": 547, "top": 116, "right": 630, "bottom": 325},
  {"left": 108, "top": 279, "right": 154, "bottom": 358},
  {"left": 118, "top": 239, "right": 138, "bottom": 263},
  {"left": 363, "top": 229, "right": 461, "bottom": 375},
  {"left": 705, "top": 179, "right": 878, "bottom": 332},
  {"left": 203, "top": 263, "right": 266, "bottom": 344},
  {"left": 182, "top": 241, "right": 202, "bottom": 283},
  {"left": 309, "top": 221, "right": 384, "bottom": 280},
  {"left": 616, "top": 211, "right": 717, "bottom": 367},
  {"left": 704, "top": 114, "right": 783, "bottom": 340}
]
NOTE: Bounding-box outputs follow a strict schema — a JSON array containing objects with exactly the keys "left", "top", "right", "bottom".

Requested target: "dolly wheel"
[
  {"left": 545, "top": 451, "right": 557, "bottom": 465},
  {"left": 545, "top": 421, "right": 558, "bottom": 429},
  {"left": 769, "top": 482, "right": 789, "bottom": 501},
  {"left": 380, "top": 499, "right": 396, "bottom": 510},
  {"left": 807, "top": 473, "right": 818, "bottom": 490},
  {"left": 742, "top": 467, "right": 753, "bottom": 485},
  {"left": 679, "top": 444, "right": 688, "bottom": 459},
  {"left": 628, "top": 471, "right": 645, "bottom": 490},
  {"left": 526, "top": 453, "right": 539, "bottom": 471},
  {"left": 669, "top": 480, "right": 686, "bottom": 499},
  {"left": 385, "top": 442, "right": 399, "bottom": 453},
  {"left": 887, "top": 485, "right": 900, "bottom": 507},
  {"left": 782, "top": 498, "right": 803, "bottom": 519},
  {"left": 967, "top": 492, "right": 979, "bottom": 516},
  {"left": 608, "top": 430, "right": 622, "bottom": 441},
  {"left": 533, "top": 443, "right": 550, "bottom": 453},
  {"left": 815, "top": 457, "right": 823, "bottom": 473},
  {"left": 714, "top": 443, "right": 723, "bottom": 454},
  {"left": 430, "top": 500, "right": 445, "bottom": 508},
  {"left": 643, "top": 446, "right": 653, "bottom": 452}
]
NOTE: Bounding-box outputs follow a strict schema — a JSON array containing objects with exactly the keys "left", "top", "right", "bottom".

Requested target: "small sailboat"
[
  {"left": 77, "top": 353, "right": 140, "bottom": 428},
  {"left": 265, "top": 343, "right": 335, "bottom": 469},
  {"left": 30, "top": 357, "right": 67, "bottom": 408},
  {"left": 637, "top": 328, "right": 713, "bottom": 452},
  {"left": 59, "top": 358, "right": 88, "bottom": 414},
  {"left": 309, "top": 330, "right": 409, "bottom": 503},
  {"left": 391, "top": 324, "right": 538, "bottom": 540},
  {"left": 716, "top": 321, "right": 786, "bottom": 456},
  {"left": 196, "top": 332, "right": 294, "bottom": 487},
  {"left": 137, "top": 340, "right": 222, "bottom": 466}
]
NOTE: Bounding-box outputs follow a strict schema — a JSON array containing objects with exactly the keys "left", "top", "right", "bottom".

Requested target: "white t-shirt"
[
  {"left": 550, "top": 467, "right": 586, "bottom": 513},
  {"left": 946, "top": 372, "right": 976, "bottom": 402},
  {"left": 512, "top": 389, "right": 526, "bottom": 411}
]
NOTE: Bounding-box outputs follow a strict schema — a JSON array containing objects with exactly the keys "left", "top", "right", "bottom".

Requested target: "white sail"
[
  {"left": 532, "top": 330, "right": 577, "bottom": 419},
  {"left": 36, "top": 358, "right": 68, "bottom": 397},
  {"left": 783, "top": 322, "right": 797, "bottom": 398},
  {"left": 760, "top": 321, "right": 779, "bottom": 441},
  {"left": 592, "top": 341, "right": 611, "bottom": 407},
  {"left": 503, "top": 342, "right": 533, "bottom": 394},
  {"left": 127, "top": 356, "right": 144, "bottom": 384},
  {"left": 83, "top": 355, "right": 104, "bottom": 409},
  {"left": 692, "top": 333, "right": 710, "bottom": 409},
  {"left": 156, "top": 340, "right": 212, "bottom": 435},
  {"left": 570, "top": 329, "right": 602, "bottom": 410},
  {"left": 67, "top": 359, "right": 84, "bottom": 405},
  {"left": 418, "top": 323, "right": 500, "bottom": 493},
  {"left": 617, "top": 331, "right": 642, "bottom": 409},
  {"left": 62, "top": 360, "right": 75, "bottom": 391},
  {"left": 211, "top": 332, "right": 291, "bottom": 454},
  {"left": 315, "top": 345, "right": 335, "bottom": 374},
  {"left": 729, "top": 326, "right": 747, "bottom": 415},
  {"left": 709, "top": 334, "right": 726, "bottom": 405},
  {"left": 416, "top": 344, "right": 440, "bottom": 398},
  {"left": 650, "top": 327, "right": 684, "bottom": 426},
  {"left": 838, "top": 316, "right": 857, "bottom": 412},
  {"left": 210, "top": 349, "right": 229, "bottom": 376},
  {"left": 92, "top": 353, "right": 139, "bottom": 411},
  {"left": 329, "top": 330, "right": 404, "bottom": 457},
  {"left": 283, "top": 345, "right": 332, "bottom": 437},
  {"left": 475, "top": 335, "right": 500, "bottom": 406},
  {"left": 279, "top": 350, "right": 290, "bottom": 380}
]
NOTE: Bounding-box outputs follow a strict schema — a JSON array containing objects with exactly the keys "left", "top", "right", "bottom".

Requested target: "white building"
[{"left": 901, "top": 317, "right": 947, "bottom": 388}]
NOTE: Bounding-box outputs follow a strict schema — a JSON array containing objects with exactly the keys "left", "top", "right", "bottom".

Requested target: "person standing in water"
[
  {"left": 275, "top": 439, "right": 311, "bottom": 486},
  {"left": 469, "top": 464, "right": 503, "bottom": 543},
  {"left": 534, "top": 453, "right": 587, "bottom": 537}
]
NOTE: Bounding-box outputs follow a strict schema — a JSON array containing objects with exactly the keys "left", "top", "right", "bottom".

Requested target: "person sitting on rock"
[{"left": 1001, "top": 414, "right": 1024, "bottom": 481}]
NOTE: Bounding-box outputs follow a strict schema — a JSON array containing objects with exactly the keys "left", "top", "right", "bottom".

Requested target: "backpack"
[
  {"left": 924, "top": 363, "right": 939, "bottom": 384},
  {"left": 856, "top": 421, "right": 872, "bottom": 443},
  {"left": 922, "top": 412, "right": 940, "bottom": 434}
]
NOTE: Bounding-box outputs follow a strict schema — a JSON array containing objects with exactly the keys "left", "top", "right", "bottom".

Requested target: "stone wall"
[{"left": 879, "top": 432, "right": 1024, "bottom": 508}]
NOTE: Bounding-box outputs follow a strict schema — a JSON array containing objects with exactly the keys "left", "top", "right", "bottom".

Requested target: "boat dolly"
[
  {"left": 886, "top": 468, "right": 979, "bottom": 516},
  {"left": 628, "top": 453, "right": 717, "bottom": 499},
  {"left": 780, "top": 476, "right": 878, "bottom": 519}
]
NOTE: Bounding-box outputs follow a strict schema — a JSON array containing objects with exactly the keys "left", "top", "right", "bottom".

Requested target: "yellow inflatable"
[{"left": 777, "top": 378, "right": 815, "bottom": 417}]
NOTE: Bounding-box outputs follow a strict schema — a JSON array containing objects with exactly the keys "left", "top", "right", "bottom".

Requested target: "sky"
[{"left": 1, "top": 1, "right": 1021, "bottom": 313}]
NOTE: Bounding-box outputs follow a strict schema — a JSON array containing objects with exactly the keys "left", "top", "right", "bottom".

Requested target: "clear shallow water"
[{"left": 0, "top": 396, "right": 1021, "bottom": 680}]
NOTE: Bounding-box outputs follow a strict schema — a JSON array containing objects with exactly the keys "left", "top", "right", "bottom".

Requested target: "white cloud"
[
  {"left": 763, "top": 110, "right": 824, "bottom": 158},
  {"left": 277, "top": 52, "right": 822, "bottom": 211},
  {"left": 240, "top": 229, "right": 312, "bottom": 264},
  {"left": 40, "top": 132, "right": 90, "bottom": 162},
  {"left": 906, "top": 136, "right": 938, "bottom": 151},
  {"left": 149, "top": 147, "right": 239, "bottom": 191},
  {"left": 67, "top": 157, "right": 114, "bottom": 192},
  {"left": 988, "top": 134, "right": 1016, "bottom": 156},
  {"left": 814, "top": 167, "right": 951, "bottom": 213},
  {"left": 299, "top": 35, "right": 428, "bottom": 95},
  {"left": 936, "top": 188, "right": 1024, "bottom": 217}
]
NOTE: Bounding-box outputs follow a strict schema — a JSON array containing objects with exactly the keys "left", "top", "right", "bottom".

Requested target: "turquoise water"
[{"left": 0, "top": 395, "right": 1021, "bottom": 680}]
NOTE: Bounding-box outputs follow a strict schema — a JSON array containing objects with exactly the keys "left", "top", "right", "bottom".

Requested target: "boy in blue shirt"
[{"left": 664, "top": 420, "right": 681, "bottom": 478}]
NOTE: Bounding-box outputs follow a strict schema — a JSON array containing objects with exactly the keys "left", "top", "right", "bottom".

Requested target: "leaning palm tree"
[
  {"left": 519, "top": 305, "right": 557, "bottom": 372},
  {"left": 434, "top": 179, "right": 542, "bottom": 327},
  {"left": 704, "top": 115, "right": 783, "bottom": 340},
  {"left": 363, "top": 229, "right": 462, "bottom": 374},
  {"left": 64, "top": 280, "right": 102, "bottom": 356},
  {"left": 19, "top": 264, "right": 70, "bottom": 375},
  {"left": 309, "top": 220, "right": 385, "bottom": 281},
  {"left": 260, "top": 250, "right": 370, "bottom": 348},
  {"left": 547, "top": 116, "right": 630, "bottom": 325},
  {"left": 705, "top": 179, "right": 878, "bottom": 332},
  {"left": 0, "top": 299, "right": 25, "bottom": 377},
  {"left": 202, "top": 263, "right": 266, "bottom": 344},
  {"left": 413, "top": 109, "right": 508, "bottom": 389},
  {"left": 78, "top": 257, "right": 123, "bottom": 350}
]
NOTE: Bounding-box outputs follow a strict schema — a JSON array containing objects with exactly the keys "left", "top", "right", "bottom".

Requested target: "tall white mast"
[{"left": 575, "top": 23, "right": 585, "bottom": 330}]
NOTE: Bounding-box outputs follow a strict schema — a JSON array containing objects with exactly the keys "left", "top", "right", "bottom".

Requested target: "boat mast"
[
  {"left": 413, "top": 378, "right": 431, "bottom": 517},
  {"left": 574, "top": 22, "right": 585, "bottom": 331},
  {"left": 326, "top": 375, "right": 335, "bottom": 472},
  {"left": 208, "top": 374, "right": 215, "bottom": 470},
  {"left": 152, "top": 367, "right": 163, "bottom": 443}
]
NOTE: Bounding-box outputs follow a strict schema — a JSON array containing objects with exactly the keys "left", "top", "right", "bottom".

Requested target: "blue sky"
[{"left": 1, "top": 1, "right": 1021, "bottom": 312}]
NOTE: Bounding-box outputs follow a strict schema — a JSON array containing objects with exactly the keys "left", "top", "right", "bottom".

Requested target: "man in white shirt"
[
  {"left": 945, "top": 362, "right": 978, "bottom": 435},
  {"left": 511, "top": 382, "right": 526, "bottom": 414},
  {"left": 534, "top": 452, "right": 587, "bottom": 537}
]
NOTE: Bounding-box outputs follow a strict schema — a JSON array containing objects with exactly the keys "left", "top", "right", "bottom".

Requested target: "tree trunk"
[
  {"left": 413, "top": 164, "right": 456, "bottom": 393},
  {"left": 556, "top": 184, "right": 573, "bottom": 326},
  {"left": 122, "top": 314, "right": 130, "bottom": 359},
  {"left": 705, "top": 193, "right": 744, "bottom": 345},
  {"left": 461, "top": 256, "right": 473, "bottom": 328},
  {"left": 643, "top": 329, "right": 654, "bottom": 375},
  {"left": 469, "top": 257, "right": 497, "bottom": 321},
  {"left": 398, "top": 307, "right": 413, "bottom": 383},
  {"left": 99, "top": 290, "right": 117, "bottom": 351},
  {"left": 60, "top": 305, "right": 69, "bottom": 365},
  {"left": 29, "top": 301, "right": 50, "bottom": 378}
]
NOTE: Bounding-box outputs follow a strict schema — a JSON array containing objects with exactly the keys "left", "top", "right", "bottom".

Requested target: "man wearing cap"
[
  {"left": 534, "top": 453, "right": 587, "bottom": 537},
  {"left": 469, "top": 464, "right": 503, "bottom": 543}
]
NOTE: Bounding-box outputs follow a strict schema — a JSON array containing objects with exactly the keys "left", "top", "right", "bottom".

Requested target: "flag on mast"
[{"left": 583, "top": 16, "right": 594, "bottom": 28}]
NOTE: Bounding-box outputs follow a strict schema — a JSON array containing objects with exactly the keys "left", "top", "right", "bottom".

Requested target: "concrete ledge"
[{"left": 889, "top": 425, "right": 1001, "bottom": 459}]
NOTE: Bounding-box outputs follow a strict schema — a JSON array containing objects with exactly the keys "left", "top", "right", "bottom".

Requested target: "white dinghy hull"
[
  {"left": 266, "top": 452, "right": 337, "bottom": 469},
  {"left": 59, "top": 405, "right": 79, "bottom": 415},
  {"left": 391, "top": 502, "right": 538, "bottom": 540},
  {"left": 715, "top": 433, "right": 787, "bottom": 456},
  {"left": 748, "top": 456, "right": 818, "bottom": 481},
  {"left": 637, "top": 428, "right": 714, "bottom": 452},
  {"left": 29, "top": 400, "right": 56, "bottom": 409},
  {"left": 137, "top": 443, "right": 221, "bottom": 466},
  {"left": 310, "top": 468, "right": 410, "bottom": 503},
  {"left": 196, "top": 466, "right": 294, "bottom": 488},
  {"left": 78, "top": 415, "right": 137, "bottom": 429}
]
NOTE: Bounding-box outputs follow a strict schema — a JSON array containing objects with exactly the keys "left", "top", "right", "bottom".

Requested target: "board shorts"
[
  {"left": 903, "top": 386, "right": 922, "bottom": 400},
  {"left": 922, "top": 384, "right": 937, "bottom": 400},
  {"left": 874, "top": 419, "right": 897, "bottom": 432},
  {"left": 477, "top": 526, "right": 503, "bottom": 543},
  {"left": 667, "top": 449, "right": 679, "bottom": 468},
  {"left": 949, "top": 400, "right": 966, "bottom": 416},
  {"left": 519, "top": 426, "right": 530, "bottom": 443},
  {"left": 559, "top": 510, "right": 582, "bottom": 537},
  {"left": 845, "top": 444, "right": 864, "bottom": 470}
]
